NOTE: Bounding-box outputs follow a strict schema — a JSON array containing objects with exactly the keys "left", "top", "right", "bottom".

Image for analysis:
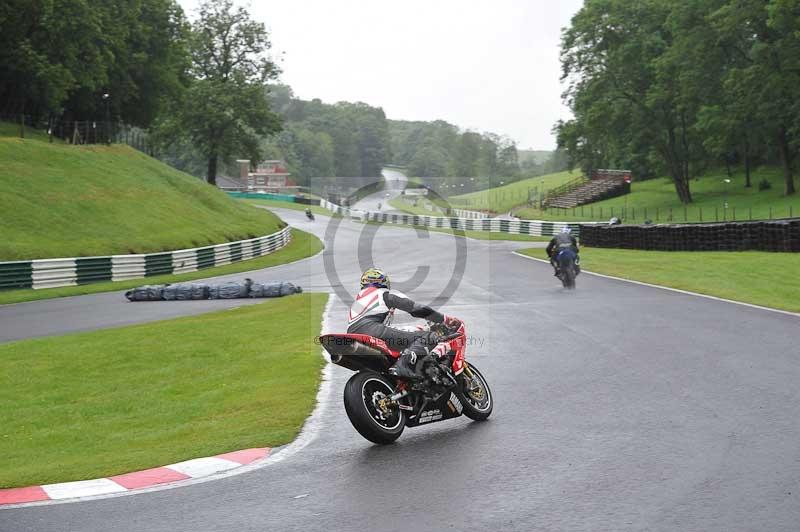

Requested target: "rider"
[
  {"left": 347, "top": 268, "right": 461, "bottom": 379},
  {"left": 546, "top": 226, "right": 580, "bottom": 277}
]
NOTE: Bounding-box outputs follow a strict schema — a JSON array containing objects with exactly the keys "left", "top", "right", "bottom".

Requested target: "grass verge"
[
  {"left": 387, "top": 197, "right": 446, "bottom": 216},
  {"left": 0, "top": 293, "right": 327, "bottom": 488},
  {"left": 517, "top": 247, "right": 800, "bottom": 313},
  {"left": 241, "top": 198, "right": 338, "bottom": 217},
  {"left": 0, "top": 228, "right": 322, "bottom": 305},
  {"left": 448, "top": 170, "right": 580, "bottom": 213}
]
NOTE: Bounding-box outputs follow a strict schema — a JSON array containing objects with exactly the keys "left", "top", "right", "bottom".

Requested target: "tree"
[
  {"left": 0, "top": 0, "right": 188, "bottom": 124},
  {"left": 558, "top": 0, "right": 702, "bottom": 203},
  {"left": 164, "top": 0, "right": 282, "bottom": 185},
  {"left": 712, "top": 0, "right": 800, "bottom": 195}
]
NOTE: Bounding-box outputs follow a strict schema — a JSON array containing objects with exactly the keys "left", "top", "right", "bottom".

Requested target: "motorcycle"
[
  {"left": 305, "top": 210, "right": 315, "bottom": 221},
  {"left": 320, "top": 320, "right": 493, "bottom": 444},
  {"left": 555, "top": 248, "right": 579, "bottom": 289}
]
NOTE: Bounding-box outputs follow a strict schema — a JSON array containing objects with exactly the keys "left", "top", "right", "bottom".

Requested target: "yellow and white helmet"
[{"left": 360, "top": 268, "right": 390, "bottom": 289}]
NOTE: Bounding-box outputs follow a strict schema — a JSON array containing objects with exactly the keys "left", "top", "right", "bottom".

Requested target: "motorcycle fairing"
[{"left": 404, "top": 391, "right": 464, "bottom": 428}]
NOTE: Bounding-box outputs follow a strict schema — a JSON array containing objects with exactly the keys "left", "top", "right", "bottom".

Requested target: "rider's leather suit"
[{"left": 347, "top": 287, "right": 444, "bottom": 355}]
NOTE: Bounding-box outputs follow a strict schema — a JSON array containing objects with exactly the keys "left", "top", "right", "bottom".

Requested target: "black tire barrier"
[
  {"left": 579, "top": 219, "right": 800, "bottom": 252},
  {"left": 125, "top": 280, "right": 302, "bottom": 301}
]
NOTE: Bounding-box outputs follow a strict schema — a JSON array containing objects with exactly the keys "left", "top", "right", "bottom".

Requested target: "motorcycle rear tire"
[
  {"left": 343, "top": 371, "right": 405, "bottom": 444},
  {"left": 561, "top": 265, "right": 576, "bottom": 289}
]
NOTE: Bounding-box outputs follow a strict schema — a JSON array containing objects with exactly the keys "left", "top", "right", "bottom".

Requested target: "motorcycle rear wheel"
[
  {"left": 561, "top": 266, "right": 576, "bottom": 289},
  {"left": 343, "top": 371, "right": 405, "bottom": 444}
]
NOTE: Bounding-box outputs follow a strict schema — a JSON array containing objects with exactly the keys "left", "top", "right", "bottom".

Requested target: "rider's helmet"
[
  {"left": 360, "top": 268, "right": 390, "bottom": 289},
  {"left": 561, "top": 226, "right": 572, "bottom": 234}
]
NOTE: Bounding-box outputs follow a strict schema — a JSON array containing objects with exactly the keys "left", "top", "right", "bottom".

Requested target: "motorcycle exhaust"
[{"left": 322, "top": 337, "right": 388, "bottom": 372}]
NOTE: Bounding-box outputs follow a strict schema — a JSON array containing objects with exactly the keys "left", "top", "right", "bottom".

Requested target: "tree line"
[
  {"left": 1, "top": 0, "right": 283, "bottom": 185},
  {"left": 261, "top": 85, "right": 391, "bottom": 186},
  {"left": 2, "top": 0, "right": 564, "bottom": 192},
  {"left": 388, "top": 119, "right": 568, "bottom": 192},
  {"left": 557, "top": 0, "right": 800, "bottom": 202}
]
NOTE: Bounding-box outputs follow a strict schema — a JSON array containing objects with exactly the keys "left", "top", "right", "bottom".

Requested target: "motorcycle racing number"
[{"left": 418, "top": 409, "right": 443, "bottom": 423}]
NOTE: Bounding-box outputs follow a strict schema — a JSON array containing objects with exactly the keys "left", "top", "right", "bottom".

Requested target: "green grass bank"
[
  {"left": 448, "top": 170, "right": 580, "bottom": 213},
  {"left": 0, "top": 128, "right": 282, "bottom": 260},
  {"left": 0, "top": 293, "right": 327, "bottom": 488},
  {"left": 518, "top": 247, "right": 800, "bottom": 313},
  {"left": 515, "top": 168, "right": 799, "bottom": 222}
]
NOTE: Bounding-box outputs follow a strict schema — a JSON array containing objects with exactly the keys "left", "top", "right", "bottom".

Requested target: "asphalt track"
[{"left": 3, "top": 187, "right": 800, "bottom": 531}]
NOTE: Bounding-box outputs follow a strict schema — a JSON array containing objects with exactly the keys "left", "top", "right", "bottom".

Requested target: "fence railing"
[
  {"left": 542, "top": 204, "right": 797, "bottom": 223},
  {"left": 0, "top": 113, "right": 155, "bottom": 155},
  {"left": 0, "top": 227, "right": 291, "bottom": 291}
]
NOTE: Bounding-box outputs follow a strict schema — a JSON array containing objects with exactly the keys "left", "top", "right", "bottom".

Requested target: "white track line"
[
  {"left": 512, "top": 251, "right": 800, "bottom": 319},
  {"left": 1, "top": 294, "right": 337, "bottom": 510}
]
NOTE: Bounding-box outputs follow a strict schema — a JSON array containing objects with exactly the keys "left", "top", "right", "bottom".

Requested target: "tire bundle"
[
  {"left": 125, "top": 279, "right": 302, "bottom": 301},
  {"left": 249, "top": 281, "right": 302, "bottom": 298},
  {"left": 208, "top": 279, "right": 253, "bottom": 299},
  {"left": 163, "top": 283, "right": 210, "bottom": 300}
]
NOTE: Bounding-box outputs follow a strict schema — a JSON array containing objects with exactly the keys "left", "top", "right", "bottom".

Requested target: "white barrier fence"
[
  {"left": 320, "top": 200, "right": 593, "bottom": 237},
  {"left": 0, "top": 226, "right": 291, "bottom": 290}
]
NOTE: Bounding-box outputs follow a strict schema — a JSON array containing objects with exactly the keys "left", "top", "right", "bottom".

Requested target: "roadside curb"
[
  {"left": 0, "top": 448, "right": 271, "bottom": 506},
  {"left": 0, "top": 294, "right": 336, "bottom": 510},
  {"left": 512, "top": 251, "right": 800, "bottom": 318}
]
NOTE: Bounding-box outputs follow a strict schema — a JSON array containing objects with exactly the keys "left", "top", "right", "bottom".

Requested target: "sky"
[{"left": 177, "top": 0, "right": 585, "bottom": 150}]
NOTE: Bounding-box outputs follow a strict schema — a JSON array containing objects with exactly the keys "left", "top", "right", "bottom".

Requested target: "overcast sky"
[{"left": 177, "top": 0, "right": 585, "bottom": 150}]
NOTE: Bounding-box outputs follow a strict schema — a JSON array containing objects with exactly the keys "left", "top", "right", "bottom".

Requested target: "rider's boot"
[{"left": 389, "top": 348, "right": 422, "bottom": 379}]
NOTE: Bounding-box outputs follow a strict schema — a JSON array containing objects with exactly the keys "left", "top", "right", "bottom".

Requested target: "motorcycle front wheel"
[
  {"left": 457, "top": 362, "right": 493, "bottom": 421},
  {"left": 343, "top": 371, "right": 405, "bottom": 444}
]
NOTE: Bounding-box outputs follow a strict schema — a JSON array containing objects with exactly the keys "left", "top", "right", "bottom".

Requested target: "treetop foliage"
[{"left": 557, "top": 0, "right": 800, "bottom": 200}]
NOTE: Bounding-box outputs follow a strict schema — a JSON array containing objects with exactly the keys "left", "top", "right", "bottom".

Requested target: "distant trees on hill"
[
  {"left": 388, "top": 119, "right": 567, "bottom": 192},
  {"left": 261, "top": 85, "right": 391, "bottom": 187},
  {"left": 557, "top": 0, "right": 800, "bottom": 201}
]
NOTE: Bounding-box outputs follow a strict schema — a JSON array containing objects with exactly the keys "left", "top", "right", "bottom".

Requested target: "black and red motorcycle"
[{"left": 320, "top": 321, "right": 493, "bottom": 444}]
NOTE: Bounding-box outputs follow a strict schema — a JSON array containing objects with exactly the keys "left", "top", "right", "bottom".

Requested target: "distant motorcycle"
[
  {"left": 555, "top": 248, "right": 579, "bottom": 289},
  {"left": 305, "top": 209, "right": 315, "bottom": 221},
  {"left": 320, "top": 320, "right": 493, "bottom": 444}
]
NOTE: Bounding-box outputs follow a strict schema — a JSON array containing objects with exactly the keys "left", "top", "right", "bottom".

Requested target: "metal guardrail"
[
  {"left": 0, "top": 227, "right": 291, "bottom": 290},
  {"left": 451, "top": 208, "right": 490, "bottom": 219}
]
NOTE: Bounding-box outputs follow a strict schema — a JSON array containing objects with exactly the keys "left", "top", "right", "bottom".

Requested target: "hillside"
[
  {"left": 448, "top": 170, "right": 580, "bottom": 213},
  {"left": 515, "top": 168, "right": 800, "bottom": 222},
  {"left": 0, "top": 130, "right": 283, "bottom": 260}
]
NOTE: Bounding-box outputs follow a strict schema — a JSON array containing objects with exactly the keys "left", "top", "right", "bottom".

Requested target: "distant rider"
[
  {"left": 546, "top": 226, "right": 580, "bottom": 277},
  {"left": 347, "top": 268, "right": 461, "bottom": 379}
]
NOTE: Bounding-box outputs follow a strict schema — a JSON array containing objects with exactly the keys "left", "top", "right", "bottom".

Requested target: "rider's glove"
[{"left": 443, "top": 315, "right": 462, "bottom": 329}]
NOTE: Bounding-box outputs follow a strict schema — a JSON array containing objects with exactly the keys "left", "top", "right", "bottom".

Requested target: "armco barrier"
[
  {"left": 0, "top": 226, "right": 291, "bottom": 290},
  {"left": 320, "top": 199, "right": 592, "bottom": 237},
  {"left": 579, "top": 219, "right": 800, "bottom": 252},
  {"left": 452, "top": 208, "right": 490, "bottom": 219}
]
